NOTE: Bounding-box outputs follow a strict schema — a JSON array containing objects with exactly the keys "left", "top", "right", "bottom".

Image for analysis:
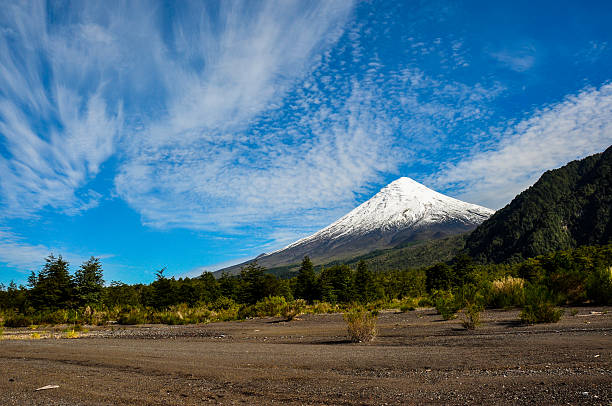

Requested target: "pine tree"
[
  {"left": 30, "top": 255, "right": 74, "bottom": 310},
  {"left": 151, "top": 268, "right": 175, "bottom": 309},
  {"left": 353, "top": 260, "right": 376, "bottom": 304},
  {"left": 74, "top": 257, "right": 105, "bottom": 307},
  {"left": 295, "top": 256, "right": 316, "bottom": 302},
  {"left": 238, "top": 262, "right": 267, "bottom": 304}
]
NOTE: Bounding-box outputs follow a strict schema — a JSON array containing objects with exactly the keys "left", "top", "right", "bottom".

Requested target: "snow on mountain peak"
[{"left": 281, "top": 177, "right": 494, "bottom": 250}]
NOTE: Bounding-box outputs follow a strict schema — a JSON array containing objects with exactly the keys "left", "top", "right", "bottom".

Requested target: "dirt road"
[{"left": 1, "top": 307, "right": 611, "bottom": 405}]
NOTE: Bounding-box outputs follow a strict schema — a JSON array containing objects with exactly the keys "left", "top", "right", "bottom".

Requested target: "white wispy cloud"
[
  {"left": 0, "top": 1, "right": 123, "bottom": 217},
  {"left": 0, "top": 1, "right": 507, "bottom": 248},
  {"left": 432, "top": 83, "right": 612, "bottom": 209},
  {"left": 490, "top": 44, "right": 536, "bottom": 72},
  {"left": 115, "top": 58, "right": 502, "bottom": 234},
  {"left": 0, "top": 228, "right": 94, "bottom": 275},
  {"left": 115, "top": 1, "right": 364, "bottom": 230}
]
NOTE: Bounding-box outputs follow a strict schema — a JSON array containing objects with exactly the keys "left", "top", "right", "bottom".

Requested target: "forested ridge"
[{"left": 466, "top": 145, "right": 612, "bottom": 263}]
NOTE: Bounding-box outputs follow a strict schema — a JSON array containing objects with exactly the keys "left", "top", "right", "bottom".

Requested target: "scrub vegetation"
[{"left": 1, "top": 244, "right": 610, "bottom": 331}]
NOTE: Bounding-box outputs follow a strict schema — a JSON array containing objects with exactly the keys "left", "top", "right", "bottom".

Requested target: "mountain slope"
[
  {"left": 465, "top": 145, "right": 612, "bottom": 263},
  {"left": 265, "top": 233, "right": 468, "bottom": 278},
  {"left": 217, "top": 177, "right": 493, "bottom": 275}
]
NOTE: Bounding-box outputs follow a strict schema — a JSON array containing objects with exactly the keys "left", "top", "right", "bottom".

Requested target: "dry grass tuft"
[{"left": 344, "top": 307, "right": 377, "bottom": 343}]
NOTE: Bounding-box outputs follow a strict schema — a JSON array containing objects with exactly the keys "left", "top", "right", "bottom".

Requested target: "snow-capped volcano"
[
  {"left": 281, "top": 177, "right": 493, "bottom": 250},
  {"left": 216, "top": 177, "right": 494, "bottom": 274}
]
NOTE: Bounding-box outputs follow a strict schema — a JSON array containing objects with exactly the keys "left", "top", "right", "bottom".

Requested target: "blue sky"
[{"left": 1, "top": 0, "right": 611, "bottom": 285}]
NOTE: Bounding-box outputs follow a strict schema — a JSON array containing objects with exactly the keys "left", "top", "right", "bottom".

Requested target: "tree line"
[{"left": 1, "top": 244, "right": 610, "bottom": 325}]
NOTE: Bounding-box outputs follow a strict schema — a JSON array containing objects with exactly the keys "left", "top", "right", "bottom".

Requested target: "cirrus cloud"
[{"left": 432, "top": 83, "right": 612, "bottom": 209}]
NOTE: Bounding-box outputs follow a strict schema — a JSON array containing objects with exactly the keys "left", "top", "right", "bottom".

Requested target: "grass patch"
[
  {"left": 344, "top": 307, "right": 377, "bottom": 343},
  {"left": 64, "top": 330, "right": 79, "bottom": 339},
  {"left": 488, "top": 276, "right": 525, "bottom": 308},
  {"left": 281, "top": 299, "right": 306, "bottom": 321}
]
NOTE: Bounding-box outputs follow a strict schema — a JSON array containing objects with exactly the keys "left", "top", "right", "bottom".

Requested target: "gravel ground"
[{"left": 0, "top": 307, "right": 611, "bottom": 405}]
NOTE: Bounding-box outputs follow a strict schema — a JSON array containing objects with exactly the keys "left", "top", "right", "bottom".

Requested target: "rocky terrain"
[{"left": 1, "top": 307, "right": 610, "bottom": 405}]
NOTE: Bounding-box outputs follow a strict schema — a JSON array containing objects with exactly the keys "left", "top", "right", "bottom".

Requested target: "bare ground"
[{"left": 0, "top": 307, "right": 611, "bottom": 405}]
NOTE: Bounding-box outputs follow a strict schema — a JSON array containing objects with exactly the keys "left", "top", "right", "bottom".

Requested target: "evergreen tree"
[
  {"left": 353, "top": 260, "right": 377, "bottom": 303},
  {"left": 239, "top": 262, "right": 267, "bottom": 304},
  {"left": 74, "top": 257, "right": 105, "bottom": 307},
  {"left": 197, "top": 272, "right": 221, "bottom": 303},
  {"left": 317, "top": 265, "right": 353, "bottom": 303},
  {"left": 218, "top": 272, "right": 240, "bottom": 301},
  {"left": 151, "top": 268, "right": 175, "bottom": 309},
  {"left": 295, "top": 256, "right": 316, "bottom": 302},
  {"left": 29, "top": 255, "right": 74, "bottom": 310}
]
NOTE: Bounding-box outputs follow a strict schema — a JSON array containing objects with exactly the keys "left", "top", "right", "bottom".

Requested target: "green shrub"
[
  {"left": 209, "top": 297, "right": 236, "bottom": 311},
  {"left": 520, "top": 285, "right": 563, "bottom": 324},
  {"left": 460, "top": 303, "right": 483, "bottom": 330},
  {"left": 117, "top": 307, "right": 150, "bottom": 325},
  {"left": 3, "top": 312, "right": 32, "bottom": 327},
  {"left": 311, "top": 301, "right": 336, "bottom": 314},
  {"left": 213, "top": 305, "right": 239, "bottom": 321},
  {"left": 433, "top": 290, "right": 460, "bottom": 320},
  {"left": 281, "top": 299, "right": 306, "bottom": 321},
  {"left": 254, "top": 296, "right": 287, "bottom": 318},
  {"left": 399, "top": 297, "right": 417, "bottom": 313},
  {"left": 587, "top": 266, "right": 612, "bottom": 305},
  {"left": 417, "top": 296, "right": 433, "bottom": 307},
  {"left": 237, "top": 304, "right": 256, "bottom": 319},
  {"left": 343, "top": 307, "right": 377, "bottom": 343},
  {"left": 488, "top": 276, "right": 525, "bottom": 308}
]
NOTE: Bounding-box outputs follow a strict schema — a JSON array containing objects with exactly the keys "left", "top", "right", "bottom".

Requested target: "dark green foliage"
[
  {"left": 452, "top": 254, "right": 477, "bottom": 286},
  {"left": 29, "top": 255, "right": 74, "bottom": 310},
  {"left": 150, "top": 268, "right": 175, "bottom": 309},
  {"left": 378, "top": 269, "right": 426, "bottom": 299},
  {"left": 0, "top": 281, "right": 27, "bottom": 312},
  {"left": 74, "top": 257, "right": 105, "bottom": 307},
  {"left": 218, "top": 272, "right": 240, "bottom": 301},
  {"left": 433, "top": 290, "right": 460, "bottom": 320},
  {"left": 1, "top": 242, "right": 610, "bottom": 326},
  {"left": 353, "top": 260, "right": 378, "bottom": 304},
  {"left": 295, "top": 256, "right": 317, "bottom": 302},
  {"left": 104, "top": 281, "right": 142, "bottom": 307},
  {"left": 520, "top": 285, "right": 564, "bottom": 324},
  {"left": 317, "top": 265, "right": 353, "bottom": 303},
  {"left": 515, "top": 244, "right": 612, "bottom": 304},
  {"left": 425, "top": 263, "right": 456, "bottom": 292},
  {"left": 466, "top": 146, "right": 612, "bottom": 263},
  {"left": 586, "top": 265, "right": 612, "bottom": 305},
  {"left": 237, "top": 262, "right": 291, "bottom": 304},
  {"left": 239, "top": 263, "right": 266, "bottom": 304}
]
